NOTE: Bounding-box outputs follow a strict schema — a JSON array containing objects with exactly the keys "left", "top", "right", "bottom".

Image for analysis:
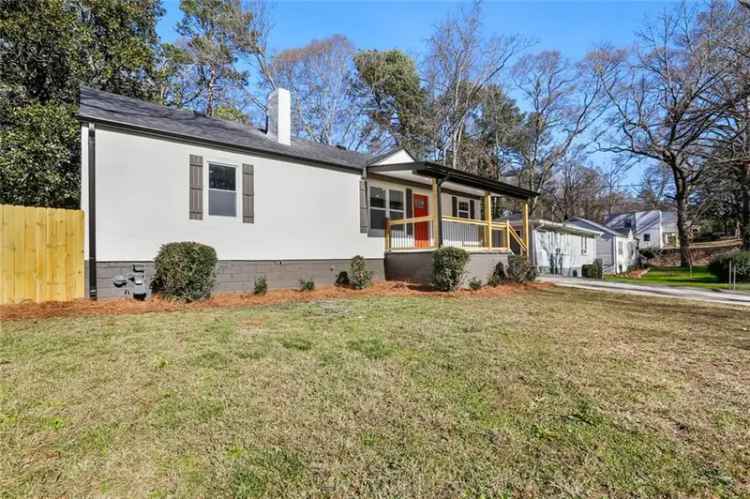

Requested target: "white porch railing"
[{"left": 385, "top": 215, "right": 528, "bottom": 254}]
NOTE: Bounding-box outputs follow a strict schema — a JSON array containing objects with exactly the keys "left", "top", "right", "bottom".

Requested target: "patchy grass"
[
  {"left": 607, "top": 265, "right": 750, "bottom": 292},
  {"left": 1, "top": 287, "right": 749, "bottom": 497}
]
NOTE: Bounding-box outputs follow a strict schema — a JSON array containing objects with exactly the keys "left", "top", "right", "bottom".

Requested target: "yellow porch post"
[
  {"left": 523, "top": 201, "right": 530, "bottom": 259},
  {"left": 431, "top": 178, "right": 439, "bottom": 248},
  {"left": 384, "top": 218, "right": 390, "bottom": 251},
  {"left": 483, "top": 193, "right": 492, "bottom": 249}
]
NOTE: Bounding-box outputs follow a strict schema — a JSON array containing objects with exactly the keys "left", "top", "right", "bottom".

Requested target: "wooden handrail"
[
  {"left": 508, "top": 225, "right": 528, "bottom": 252},
  {"left": 387, "top": 215, "right": 434, "bottom": 225},
  {"left": 442, "top": 215, "right": 488, "bottom": 226}
]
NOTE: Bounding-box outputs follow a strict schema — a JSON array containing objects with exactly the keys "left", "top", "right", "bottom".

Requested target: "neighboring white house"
[
  {"left": 509, "top": 218, "right": 602, "bottom": 277},
  {"left": 605, "top": 210, "right": 679, "bottom": 249},
  {"left": 78, "top": 87, "right": 536, "bottom": 298},
  {"left": 567, "top": 217, "right": 639, "bottom": 274}
]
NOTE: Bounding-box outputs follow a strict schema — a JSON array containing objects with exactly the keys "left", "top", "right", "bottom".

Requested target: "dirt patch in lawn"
[{"left": 0, "top": 281, "right": 548, "bottom": 321}]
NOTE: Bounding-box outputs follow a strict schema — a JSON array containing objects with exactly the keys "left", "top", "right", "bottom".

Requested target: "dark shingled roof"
[{"left": 77, "top": 87, "right": 379, "bottom": 171}]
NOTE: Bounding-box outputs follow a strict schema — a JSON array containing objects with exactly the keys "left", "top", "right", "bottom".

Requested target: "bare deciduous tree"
[
  {"left": 422, "top": 1, "right": 526, "bottom": 168},
  {"left": 512, "top": 49, "right": 615, "bottom": 216},
  {"left": 266, "top": 35, "right": 373, "bottom": 150},
  {"left": 700, "top": 0, "right": 750, "bottom": 248},
  {"left": 596, "top": 4, "right": 738, "bottom": 266}
]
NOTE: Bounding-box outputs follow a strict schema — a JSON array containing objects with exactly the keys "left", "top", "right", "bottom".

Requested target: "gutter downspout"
[{"left": 88, "top": 123, "right": 97, "bottom": 300}]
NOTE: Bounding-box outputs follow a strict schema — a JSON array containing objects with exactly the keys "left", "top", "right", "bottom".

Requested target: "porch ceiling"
[{"left": 367, "top": 161, "right": 538, "bottom": 200}]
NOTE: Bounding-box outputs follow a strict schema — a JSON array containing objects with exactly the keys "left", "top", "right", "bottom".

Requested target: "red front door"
[{"left": 414, "top": 194, "right": 430, "bottom": 248}]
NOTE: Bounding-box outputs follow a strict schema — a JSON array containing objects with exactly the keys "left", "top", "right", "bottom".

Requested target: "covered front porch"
[{"left": 366, "top": 161, "right": 535, "bottom": 256}]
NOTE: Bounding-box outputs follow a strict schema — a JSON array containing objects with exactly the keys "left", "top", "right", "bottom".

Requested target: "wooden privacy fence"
[{"left": 0, "top": 205, "right": 84, "bottom": 304}]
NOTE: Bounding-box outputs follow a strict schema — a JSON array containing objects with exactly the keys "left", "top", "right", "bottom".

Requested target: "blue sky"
[
  {"left": 157, "top": 1, "right": 677, "bottom": 57},
  {"left": 156, "top": 1, "right": 681, "bottom": 185}
]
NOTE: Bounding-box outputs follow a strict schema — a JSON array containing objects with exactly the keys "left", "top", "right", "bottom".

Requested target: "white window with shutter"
[{"left": 208, "top": 163, "right": 238, "bottom": 218}]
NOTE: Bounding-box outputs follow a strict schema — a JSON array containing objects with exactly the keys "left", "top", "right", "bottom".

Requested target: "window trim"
[
  {"left": 207, "top": 161, "right": 239, "bottom": 219},
  {"left": 581, "top": 235, "right": 588, "bottom": 255}
]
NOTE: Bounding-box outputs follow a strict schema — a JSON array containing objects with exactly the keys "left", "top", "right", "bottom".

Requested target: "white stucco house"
[
  {"left": 507, "top": 218, "right": 602, "bottom": 277},
  {"left": 567, "top": 217, "right": 639, "bottom": 274},
  {"left": 605, "top": 210, "right": 679, "bottom": 249},
  {"left": 77, "top": 87, "right": 537, "bottom": 298}
]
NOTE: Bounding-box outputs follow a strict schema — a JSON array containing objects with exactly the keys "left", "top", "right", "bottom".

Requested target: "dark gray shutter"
[
  {"left": 189, "top": 155, "right": 203, "bottom": 220},
  {"left": 242, "top": 164, "right": 254, "bottom": 223},
  {"left": 359, "top": 179, "right": 368, "bottom": 233},
  {"left": 469, "top": 199, "right": 475, "bottom": 219},
  {"left": 405, "top": 188, "right": 413, "bottom": 235},
  {"left": 451, "top": 196, "right": 458, "bottom": 217}
]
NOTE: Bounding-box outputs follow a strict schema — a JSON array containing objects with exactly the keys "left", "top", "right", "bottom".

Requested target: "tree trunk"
[
  {"left": 206, "top": 66, "right": 217, "bottom": 117},
  {"left": 675, "top": 190, "right": 692, "bottom": 267},
  {"left": 741, "top": 164, "right": 750, "bottom": 250}
]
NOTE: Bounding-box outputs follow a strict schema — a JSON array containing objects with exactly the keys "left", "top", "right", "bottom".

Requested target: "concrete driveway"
[{"left": 538, "top": 275, "right": 750, "bottom": 307}]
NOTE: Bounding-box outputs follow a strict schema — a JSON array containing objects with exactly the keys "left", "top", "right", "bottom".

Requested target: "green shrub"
[
  {"left": 640, "top": 248, "right": 657, "bottom": 260},
  {"left": 335, "top": 271, "right": 350, "bottom": 287},
  {"left": 349, "top": 255, "right": 373, "bottom": 289},
  {"left": 254, "top": 275, "right": 268, "bottom": 295},
  {"left": 432, "top": 247, "right": 470, "bottom": 291},
  {"left": 299, "top": 278, "right": 315, "bottom": 291},
  {"left": 151, "top": 242, "right": 217, "bottom": 301},
  {"left": 708, "top": 251, "right": 750, "bottom": 282},
  {"left": 487, "top": 261, "right": 506, "bottom": 287},
  {"left": 581, "top": 259, "right": 603, "bottom": 279},
  {"left": 506, "top": 255, "right": 536, "bottom": 283},
  {"left": 468, "top": 277, "right": 482, "bottom": 290}
]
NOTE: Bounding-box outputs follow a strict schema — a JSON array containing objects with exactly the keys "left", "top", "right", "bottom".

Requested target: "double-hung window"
[
  {"left": 581, "top": 236, "right": 588, "bottom": 255},
  {"left": 369, "top": 186, "right": 404, "bottom": 231},
  {"left": 457, "top": 199, "right": 471, "bottom": 219},
  {"left": 209, "top": 163, "right": 237, "bottom": 217}
]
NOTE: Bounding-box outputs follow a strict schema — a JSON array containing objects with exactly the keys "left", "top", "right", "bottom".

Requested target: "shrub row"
[{"left": 151, "top": 241, "right": 542, "bottom": 300}]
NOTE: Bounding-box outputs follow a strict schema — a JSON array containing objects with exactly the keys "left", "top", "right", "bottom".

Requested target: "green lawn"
[
  {"left": 607, "top": 265, "right": 750, "bottom": 292},
  {"left": 1, "top": 288, "right": 749, "bottom": 497}
]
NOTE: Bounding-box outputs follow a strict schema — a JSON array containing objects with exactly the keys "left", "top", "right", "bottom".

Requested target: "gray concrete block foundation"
[
  {"left": 385, "top": 250, "right": 510, "bottom": 288},
  {"left": 86, "top": 259, "right": 385, "bottom": 299}
]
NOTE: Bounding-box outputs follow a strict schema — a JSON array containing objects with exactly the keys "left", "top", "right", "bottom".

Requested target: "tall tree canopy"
[
  {"left": 173, "top": 0, "right": 258, "bottom": 117},
  {"left": 0, "top": 0, "right": 163, "bottom": 208},
  {"left": 353, "top": 49, "right": 428, "bottom": 154}
]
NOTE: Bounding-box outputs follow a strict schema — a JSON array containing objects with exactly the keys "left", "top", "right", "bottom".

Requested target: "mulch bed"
[{"left": 0, "top": 281, "right": 549, "bottom": 321}]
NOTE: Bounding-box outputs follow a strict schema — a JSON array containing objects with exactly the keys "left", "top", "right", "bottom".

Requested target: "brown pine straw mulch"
[{"left": 0, "top": 281, "right": 550, "bottom": 321}]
